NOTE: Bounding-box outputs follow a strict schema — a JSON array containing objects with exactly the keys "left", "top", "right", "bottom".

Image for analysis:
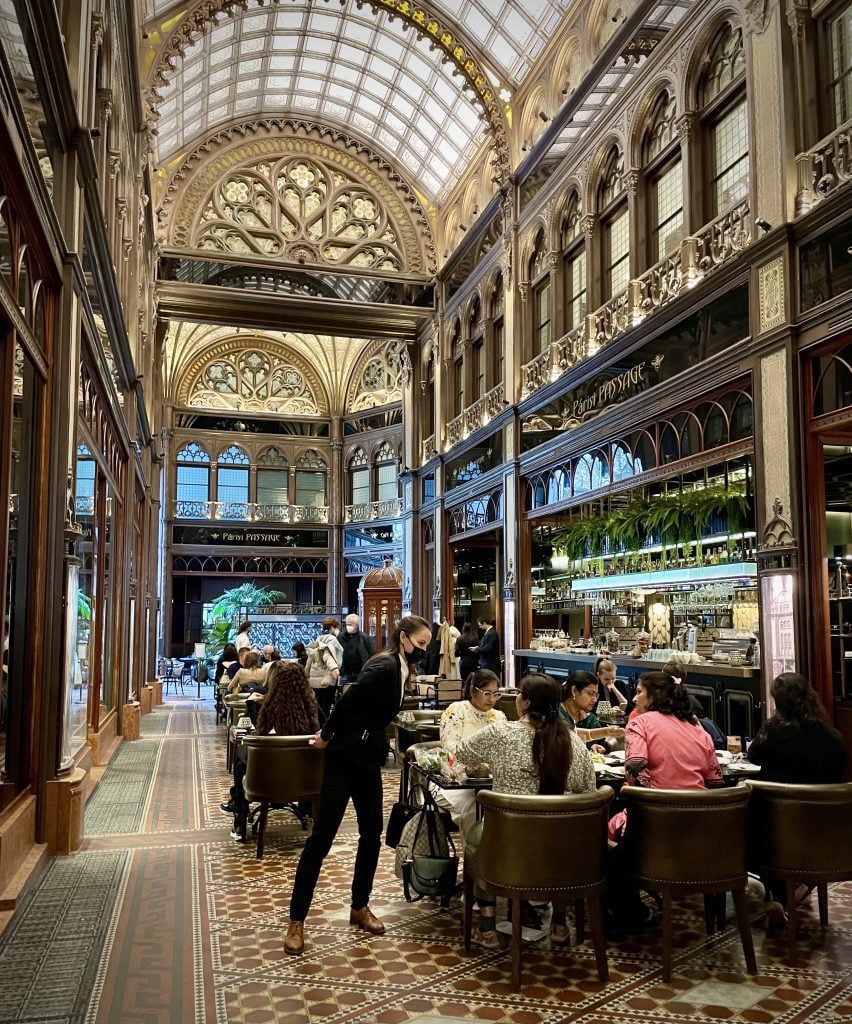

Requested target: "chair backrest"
[
  {"left": 495, "top": 692, "right": 519, "bottom": 721},
  {"left": 622, "top": 785, "right": 751, "bottom": 887},
  {"left": 243, "top": 735, "right": 324, "bottom": 804},
  {"left": 748, "top": 780, "right": 852, "bottom": 879},
  {"left": 474, "top": 788, "right": 614, "bottom": 897}
]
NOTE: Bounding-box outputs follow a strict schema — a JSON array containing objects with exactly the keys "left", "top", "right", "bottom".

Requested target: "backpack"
[{"left": 395, "top": 789, "right": 459, "bottom": 902}]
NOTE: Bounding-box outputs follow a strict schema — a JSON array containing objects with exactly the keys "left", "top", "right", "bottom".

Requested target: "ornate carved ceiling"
[{"left": 164, "top": 321, "right": 406, "bottom": 416}]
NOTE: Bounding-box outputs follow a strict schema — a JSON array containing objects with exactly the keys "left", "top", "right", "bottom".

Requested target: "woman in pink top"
[
  {"left": 609, "top": 672, "right": 722, "bottom": 842},
  {"left": 607, "top": 672, "right": 723, "bottom": 930}
]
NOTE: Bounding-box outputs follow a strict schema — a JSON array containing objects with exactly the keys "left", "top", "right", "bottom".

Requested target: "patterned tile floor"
[{"left": 1, "top": 696, "right": 851, "bottom": 1024}]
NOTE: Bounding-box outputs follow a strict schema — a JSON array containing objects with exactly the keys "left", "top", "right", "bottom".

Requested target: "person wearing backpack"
[
  {"left": 304, "top": 617, "right": 344, "bottom": 721},
  {"left": 284, "top": 614, "right": 433, "bottom": 956},
  {"left": 339, "top": 614, "right": 374, "bottom": 687}
]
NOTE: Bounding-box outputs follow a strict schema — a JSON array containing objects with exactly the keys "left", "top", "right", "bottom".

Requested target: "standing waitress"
[{"left": 284, "top": 614, "right": 433, "bottom": 954}]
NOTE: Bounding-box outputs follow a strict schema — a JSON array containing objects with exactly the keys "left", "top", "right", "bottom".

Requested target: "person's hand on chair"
[{"left": 309, "top": 731, "right": 328, "bottom": 749}]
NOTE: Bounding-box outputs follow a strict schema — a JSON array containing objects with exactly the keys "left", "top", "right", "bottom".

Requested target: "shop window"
[
  {"left": 216, "top": 445, "right": 249, "bottom": 508},
  {"left": 599, "top": 147, "right": 628, "bottom": 299},
  {"left": 827, "top": 5, "right": 852, "bottom": 129},
  {"left": 700, "top": 23, "right": 749, "bottom": 217},
  {"left": 175, "top": 441, "right": 210, "bottom": 506},
  {"left": 612, "top": 443, "right": 637, "bottom": 482},
  {"left": 16, "top": 249, "right": 31, "bottom": 319}
]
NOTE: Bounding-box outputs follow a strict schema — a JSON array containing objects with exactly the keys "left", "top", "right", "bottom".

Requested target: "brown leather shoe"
[
  {"left": 284, "top": 920, "right": 304, "bottom": 955},
  {"left": 349, "top": 905, "right": 385, "bottom": 935}
]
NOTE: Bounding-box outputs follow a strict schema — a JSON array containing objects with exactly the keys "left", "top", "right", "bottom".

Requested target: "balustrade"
[
  {"left": 344, "top": 498, "right": 403, "bottom": 522},
  {"left": 444, "top": 383, "right": 506, "bottom": 450},
  {"left": 421, "top": 434, "right": 436, "bottom": 463},
  {"left": 796, "top": 119, "right": 852, "bottom": 213},
  {"left": 172, "top": 500, "right": 329, "bottom": 524}
]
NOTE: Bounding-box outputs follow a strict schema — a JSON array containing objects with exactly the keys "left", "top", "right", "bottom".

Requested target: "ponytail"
[{"left": 520, "top": 673, "right": 573, "bottom": 795}]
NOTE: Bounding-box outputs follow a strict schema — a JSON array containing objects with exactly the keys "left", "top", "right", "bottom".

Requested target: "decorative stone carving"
[
  {"left": 762, "top": 498, "right": 795, "bottom": 549},
  {"left": 347, "top": 339, "right": 408, "bottom": 413},
  {"left": 744, "top": 0, "right": 771, "bottom": 34},
  {"left": 758, "top": 256, "right": 786, "bottom": 333}
]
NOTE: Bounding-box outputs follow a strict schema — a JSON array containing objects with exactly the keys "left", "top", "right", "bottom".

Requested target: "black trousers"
[
  {"left": 313, "top": 685, "right": 336, "bottom": 723},
  {"left": 289, "top": 749, "right": 383, "bottom": 921}
]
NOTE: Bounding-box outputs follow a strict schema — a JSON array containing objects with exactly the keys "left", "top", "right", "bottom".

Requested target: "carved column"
[
  {"left": 626, "top": 168, "right": 642, "bottom": 279},
  {"left": 675, "top": 112, "right": 700, "bottom": 234},
  {"left": 329, "top": 435, "right": 343, "bottom": 611}
]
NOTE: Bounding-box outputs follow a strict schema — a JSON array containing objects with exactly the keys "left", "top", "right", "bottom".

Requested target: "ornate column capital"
[
  {"left": 582, "top": 213, "right": 596, "bottom": 238},
  {"left": 786, "top": 0, "right": 809, "bottom": 38},
  {"left": 625, "top": 168, "right": 640, "bottom": 198},
  {"left": 675, "top": 111, "right": 698, "bottom": 142},
  {"left": 518, "top": 281, "right": 529, "bottom": 303}
]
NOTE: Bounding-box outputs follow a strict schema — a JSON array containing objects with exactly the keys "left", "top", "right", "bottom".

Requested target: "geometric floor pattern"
[
  {"left": 0, "top": 850, "right": 128, "bottom": 1024},
  {"left": 3, "top": 694, "right": 852, "bottom": 1023}
]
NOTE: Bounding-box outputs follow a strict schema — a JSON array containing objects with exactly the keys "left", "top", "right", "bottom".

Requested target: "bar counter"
[{"left": 514, "top": 649, "right": 763, "bottom": 736}]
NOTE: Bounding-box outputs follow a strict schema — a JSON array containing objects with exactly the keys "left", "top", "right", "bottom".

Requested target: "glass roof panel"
[{"left": 154, "top": 0, "right": 488, "bottom": 202}]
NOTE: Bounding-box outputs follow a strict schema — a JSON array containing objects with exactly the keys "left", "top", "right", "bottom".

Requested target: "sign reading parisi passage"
[
  {"left": 172, "top": 526, "right": 329, "bottom": 548},
  {"left": 568, "top": 354, "right": 665, "bottom": 424}
]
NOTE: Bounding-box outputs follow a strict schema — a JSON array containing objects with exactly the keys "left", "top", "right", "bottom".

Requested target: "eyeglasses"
[{"left": 472, "top": 686, "right": 499, "bottom": 699}]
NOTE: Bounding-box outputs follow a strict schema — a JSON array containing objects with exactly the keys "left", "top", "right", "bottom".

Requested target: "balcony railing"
[
  {"left": 444, "top": 382, "right": 506, "bottom": 450},
  {"left": 172, "top": 501, "right": 329, "bottom": 524},
  {"left": 796, "top": 118, "right": 852, "bottom": 214},
  {"left": 344, "top": 497, "right": 403, "bottom": 523},
  {"left": 521, "top": 199, "right": 752, "bottom": 400},
  {"left": 421, "top": 434, "right": 436, "bottom": 463}
]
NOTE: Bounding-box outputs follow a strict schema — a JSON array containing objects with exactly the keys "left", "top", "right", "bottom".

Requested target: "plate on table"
[
  {"left": 605, "top": 752, "right": 625, "bottom": 765},
  {"left": 715, "top": 751, "right": 733, "bottom": 764},
  {"left": 725, "top": 760, "right": 761, "bottom": 772},
  {"left": 594, "top": 763, "right": 625, "bottom": 776}
]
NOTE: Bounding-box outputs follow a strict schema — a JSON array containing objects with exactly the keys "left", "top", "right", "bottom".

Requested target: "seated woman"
[
  {"left": 607, "top": 671, "right": 723, "bottom": 927},
  {"left": 221, "top": 661, "right": 319, "bottom": 841},
  {"left": 560, "top": 671, "right": 625, "bottom": 751},
  {"left": 454, "top": 673, "right": 595, "bottom": 948},
  {"left": 434, "top": 670, "right": 505, "bottom": 834},
  {"left": 227, "top": 651, "right": 265, "bottom": 694},
  {"left": 593, "top": 657, "right": 629, "bottom": 714},
  {"left": 747, "top": 672, "right": 848, "bottom": 928},
  {"left": 215, "top": 644, "right": 240, "bottom": 691}
]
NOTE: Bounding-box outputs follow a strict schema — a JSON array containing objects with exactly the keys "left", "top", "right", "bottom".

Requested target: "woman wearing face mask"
[{"left": 285, "top": 614, "right": 433, "bottom": 956}]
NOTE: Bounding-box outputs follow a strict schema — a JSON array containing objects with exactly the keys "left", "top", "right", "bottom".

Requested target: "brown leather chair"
[
  {"left": 621, "top": 785, "right": 756, "bottom": 982},
  {"left": 242, "top": 735, "right": 325, "bottom": 859},
  {"left": 463, "top": 787, "right": 614, "bottom": 991},
  {"left": 748, "top": 780, "right": 852, "bottom": 941},
  {"left": 496, "top": 692, "right": 520, "bottom": 721}
]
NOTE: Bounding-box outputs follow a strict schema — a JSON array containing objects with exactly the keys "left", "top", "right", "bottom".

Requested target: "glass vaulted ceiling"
[{"left": 154, "top": 0, "right": 529, "bottom": 202}]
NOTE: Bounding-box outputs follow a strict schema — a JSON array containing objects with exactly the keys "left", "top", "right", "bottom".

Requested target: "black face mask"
[{"left": 403, "top": 638, "right": 427, "bottom": 665}]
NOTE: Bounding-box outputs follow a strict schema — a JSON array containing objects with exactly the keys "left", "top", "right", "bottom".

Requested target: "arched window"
[
  {"left": 375, "top": 441, "right": 399, "bottom": 503},
  {"left": 700, "top": 23, "right": 748, "bottom": 218},
  {"left": 75, "top": 443, "right": 96, "bottom": 516},
  {"left": 217, "top": 445, "right": 249, "bottom": 509},
  {"left": 450, "top": 319, "right": 464, "bottom": 416},
  {"left": 0, "top": 198, "right": 12, "bottom": 288},
  {"left": 598, "top": 146, "right": 629, "bottom": 299},
  {"left": 256, "top": 446, "right": 289, "bottom": 506},
  {"left": 175, "top": 442, "right": 211, "bottom": 506},
  {"left": 642, "top": 90, "right": 683, "bottom": 263},
  {"left": 560, "top": 192, "right": 586, "bottom": 331},
  {"left": 470, "top": 295, "right": 485, "bottom": 400},
  {"left": 295, "top": 450, "right": 327, "bottom": 507},
  {"left": 825, "top": 6, "right": 851, "bottom": 131},
  {"left": 349, "top": 448, "right": 369, "bottom": 506},
  {"left": 490, "top": 274, "right": 504, "bottom": 388},
  {"left": 529, "top": 229, "right": 551, "bottom": 355}
]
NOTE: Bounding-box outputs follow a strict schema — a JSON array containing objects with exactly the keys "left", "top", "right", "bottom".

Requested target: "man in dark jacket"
[
  {"left": 339, "top": 614, "right": 375, "bottom": 685},
  {"left": 477, "top": 617, "right": 501, "bottom": 677}
]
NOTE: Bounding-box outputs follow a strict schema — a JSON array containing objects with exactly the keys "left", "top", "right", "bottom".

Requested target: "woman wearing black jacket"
[
  {"left": 455, "top": 620, "right": 479, "bottom": 679},
  {"left": 284, "top": 614, "right": 432, "bottom": 955}
]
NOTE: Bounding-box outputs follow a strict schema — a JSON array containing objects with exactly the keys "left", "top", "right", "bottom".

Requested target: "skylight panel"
[
  {"left": 328, "top": 83, "right": 354, "bottom": 103},
  {"left": 241, "top": 37, "right": 265, "bottom": 55},
  {"left": 244, "top": 14, "right": 267, "bottom": 33},
  {"left": 405, "top": 52, "right": 432, "bottom": 85},
  {"left": 269, "top": 55, "right": 294, "bottom": 71},
  {"left": 308, "top": 12, "right": 338, "bottom": 34},
  {"left": 378, "top": 128, "right": 399, "bottom": 150},
  {"left": 364, "top": 78, "right": 389, "bottom": 101},
  {"left": 337, "top": 44, "right": 364, "bottom": 67},
  {"left": 301, "top": 57, "right": 329, "bottom": 75},
  {"left": 353, "top": 113, "right": 375, "bottom": 133},
  {"left": 345, "top": 20, "right": 373, "bottom": 45},
  {"left": 324, "top": 100, "right": 348, "bottom": 119},
  {"left": 241, "top": 59, "right": 262, "bottom": 74},
  {"left": 211, "top": 22, "right": 234, "bottom": 43},
  {"left": 267, "top": 75, "right": 291, "bottom": 91},
  {"left": 294, "top": 94, "right": 318, "bottom": 109},
  {"left": 274, "top": 9, "right": 302, "bottom": 32},
  {"left": 334, "top": 65, "right": 360, "bottom": 85},
  {"left": 209, "top": 44, "right": 233, "bottom": 67},
  {"left": 356, "top": 95, "right": 381, "bottom": 117}
]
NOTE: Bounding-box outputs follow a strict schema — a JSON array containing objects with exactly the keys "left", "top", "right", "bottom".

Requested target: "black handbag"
[
  {"left": 385, "top": 800, "right": 417, "bottom": 849},
  {"left": 400, "top": 791, "right": 459, "bottom": 902}
]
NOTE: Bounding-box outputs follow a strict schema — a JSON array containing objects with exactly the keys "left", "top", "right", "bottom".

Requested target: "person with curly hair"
[{"left": 222, "top": 661, "right": 319, "bottom": 842}]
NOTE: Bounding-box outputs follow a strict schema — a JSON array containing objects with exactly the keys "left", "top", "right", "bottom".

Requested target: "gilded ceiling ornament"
[
  {"left": 193, "top": 154, "right": 405, "bottom": 272},
  {"left": 164, "top": 133, "right": 433, "bottom": 273},
  {"left": 347, "top": 339, "right": 408, "bottom": 413}
]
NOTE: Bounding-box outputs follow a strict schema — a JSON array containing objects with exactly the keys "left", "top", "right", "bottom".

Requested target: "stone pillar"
[
  {"left": 122, "top": 701, "right": 141, "bottom": 739},
  {"left": 44, "top": 769, "right": 87, "bottom": 855},
  {"left": 151, "top": 678, "right": 163, "bottom": 705},
  {"left": 140, "top": 685, "right": 153, "bottom": 715},
  {"left": 329, "top": 434, "right": 343, "bottom": 610}
]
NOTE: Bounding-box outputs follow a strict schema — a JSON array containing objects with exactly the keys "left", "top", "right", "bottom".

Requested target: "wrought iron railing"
[
  {"left": 172, "top": 501, "right": 329, "bottom": 524},
  {"left": 796, "top": 118, "right": 852, "bottom": 214},
  {"left": 344, "top": 498, "right": 403, "bottom": 523},
  {"left": 520, "top": 199, "right": 752, "bottom": 400}
]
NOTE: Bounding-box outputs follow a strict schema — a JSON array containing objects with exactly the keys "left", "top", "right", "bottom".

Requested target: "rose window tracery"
[
  {"left": 195, "top": 155, "right": 405, "bottom": 271},
  {"left": 187, "top": 348, "right": 320, "bottom": 414},
  {"left": 348, "top": 340, "right": 407, "bottom": 413}
]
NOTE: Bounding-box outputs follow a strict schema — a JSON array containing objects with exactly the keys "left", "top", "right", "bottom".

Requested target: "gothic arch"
[
  {"left": 164, "top": 133, "right": 433, "bottom": 274},
  {"left": 345, "top": 339, "right": 408, "bottom": 414},
  {"left": 585, "top": 135, "right": 626, "bottom": 213},
  {"left": 628, "top": 79, "right": 679, "bottom": 166},
  {"left": 684, "top": 11, "right": 745, "bottom": 114},
  {"left": 175, "top": 335, "right": 330, "bottom": 415}
]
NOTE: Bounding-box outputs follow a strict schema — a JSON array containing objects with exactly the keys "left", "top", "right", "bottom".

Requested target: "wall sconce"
[
  {"left": 538, "top": 110, "right": 550, "bottom": 123},
  {"left": 521, "top": 139, "right": 530, "bottom": 152}
]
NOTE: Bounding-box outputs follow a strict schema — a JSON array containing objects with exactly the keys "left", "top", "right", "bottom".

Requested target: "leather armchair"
[
  {"left": 242, "top": 735, "right": 325, "bottom": 859},
  {"left": 748, "top": 780, "right": 852, "bottom": 940},
  {"left": 621, "top": 785, "right": 756, "bottom": 982},
  {"left": 463, "top": 787, "right": 614, "bottom": 991}
]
